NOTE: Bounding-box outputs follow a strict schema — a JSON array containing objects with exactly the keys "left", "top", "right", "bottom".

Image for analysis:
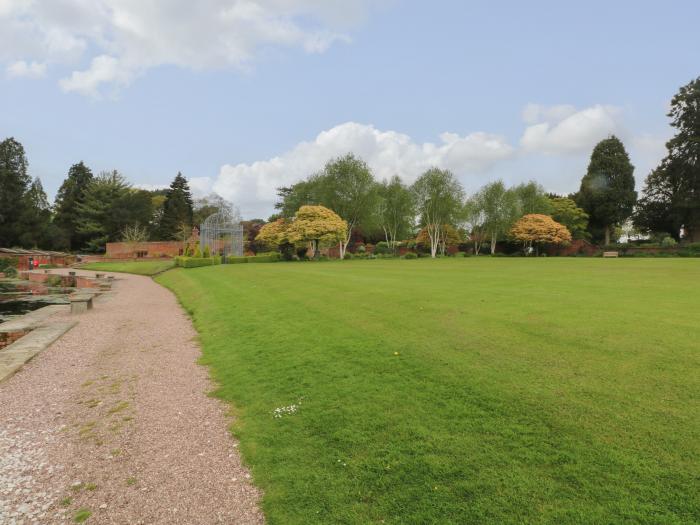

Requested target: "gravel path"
[{"left": 0, "top": 270, "right": 264, "bottom": 524}]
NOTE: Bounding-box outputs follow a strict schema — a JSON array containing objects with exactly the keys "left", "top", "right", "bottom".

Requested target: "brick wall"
[{"left": 106, "top": 241, "right": 183, "bottom": 258}]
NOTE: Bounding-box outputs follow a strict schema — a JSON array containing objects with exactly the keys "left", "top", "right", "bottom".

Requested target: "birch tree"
[
  {"left": 481, "top": 180, "right": 518, "bottom": 254},
  {"left": 377, "top": 176, "right": 415, "bottom": 253},
  {"left": 411, "top": 168, "right": 464, "bottom": 258},
  {"left": 314, "top": 154, "right": 378, "bottom": 259},
  {"left": 462, "top": 193, "right": 487, "bottom": 254}
]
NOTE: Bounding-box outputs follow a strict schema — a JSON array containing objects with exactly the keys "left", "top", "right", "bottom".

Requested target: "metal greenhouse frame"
[{"left": 200, "top": 206, "right": 244, "bottom": 258}]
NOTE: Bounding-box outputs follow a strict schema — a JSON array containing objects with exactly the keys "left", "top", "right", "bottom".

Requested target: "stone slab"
[
  {"left": 0, "top": 321, "right": 77, "bottom": 383},
  {"left": 0, "top": 305, "right": 69, "bottom": 333}
]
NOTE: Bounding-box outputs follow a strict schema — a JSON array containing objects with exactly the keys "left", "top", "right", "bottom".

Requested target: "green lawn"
[
  {"left": 81, "top": 260, "right": 174, "bottom": 276},
  {"left": 156, "top": 259, "right": 700, "bottom": 524}
]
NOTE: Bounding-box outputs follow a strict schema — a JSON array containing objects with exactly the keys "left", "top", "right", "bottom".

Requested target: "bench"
[
  {"left": 70, "top": 294, "right": 94, "bottom": 314},
  {"left": 603, "top": 251, "right": 619, "bottom": 258}
]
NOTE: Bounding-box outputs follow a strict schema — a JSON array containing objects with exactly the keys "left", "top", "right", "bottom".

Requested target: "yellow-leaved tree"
[
  {"left": 256, "top": 218, "right": 291, "bottom": 249},
  {"left": 510, "top": 214, "right": 572, "bottom": 255},
  {"left": 287, "top": 205, "right": 347, "bottom": 259}
]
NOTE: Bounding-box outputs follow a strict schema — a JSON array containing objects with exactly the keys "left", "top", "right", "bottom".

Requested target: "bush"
[
  {"left": 403, "top": 252, "right": 417, "bottom": 259},
  {"left": 661, "top": 236, "right": 677, "bottom": 248},
  {"left": 203, "top": 245, "right": 211, "bottom": 257},
  {"left": 0, "top": 256, "right": 18, "bottom": 276},
  {"left": 38, "top": 263, "right": 59, "bottom": 269},
  {"left": 343, "top": 252, "right": 354, "bottom": 260},
  {"left": 374, "top": 242, "right": 391, "bottom": 255},
  {"left": 227, "top": 257, "right": 248, "bottom": 264},
  {"left": 356, "top": 244, "right": 366, "bottom": 254},
  {"left": 175, "top": 256, "right": 222, "bottom": 268},
  {"left": 366, "top": 254, "right": 377, "bottom": 260},
  {"left": 453, "top": 252, "right": 466, "bottom": 257}
]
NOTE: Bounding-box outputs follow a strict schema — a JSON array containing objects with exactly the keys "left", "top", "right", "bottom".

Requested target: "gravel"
[{"left": 0, "top": 270, "right": 264, "bottom": 524}]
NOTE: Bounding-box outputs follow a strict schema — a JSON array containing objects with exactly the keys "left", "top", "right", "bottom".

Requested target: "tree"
[
  {"left": 256, "top": 218, "right": 294, "bottom": 259},
  {"left": 512, "top": 181, "right": 553, "bottom": 215},
  {"left": 121, "top": 223, "right": 149, "bottom": 243},
  {"left": 314, "top": 154, "right": 379, "bottom": 259},
  {"left": 377, "top": 176, "right": 415, "bottom": 253},
  {"left": 76, "top": 171, "right": 153, "bottom": 252},
  {"left": 158, "top": 172, "right": 193, "bottom": 240},
  {"left": 481, "top": 181, "right": 518, "bottom": 254},
  {"left": 286, "top": 205, "right": 347, "bottom": 259},
  {"left": 510, "top": 214, "right": 572, "bottom": 255},
  {"left": 19, "top": 178, "right": 52, "bottom": 248},
  {"left": 275, "top": 178, "right": 323, "bottom": 218},
  {"left": 462, "top": 192, "right": 487, "bottom": 254},
  {"left": 54, "top": 161, "right": 94, "bottom": 249},
  {"left": 411, "top": 168, "right": 464, "bottom": 258},
  {"left": 549, "top": 197, "right": 590, "bottom": 240},
  {"left": 577, "top": 136, "right": 636, "bottom": 245},
  {"left": 635, "top": 77, "right": 700, "bottom": 241},
  {"left": 0, "top": 137, "right": 31, "bottom": 247},
  {"left": 416, "top": 224, "right": 462, "bottom": 255}
]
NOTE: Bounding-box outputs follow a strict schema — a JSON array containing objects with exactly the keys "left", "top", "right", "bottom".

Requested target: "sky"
[{"left": 1, "top": 0, "right": 699, "bottom": 219}]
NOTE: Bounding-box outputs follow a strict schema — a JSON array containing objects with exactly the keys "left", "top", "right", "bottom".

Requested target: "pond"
[{"left": 0, "top": 280, "right": 70, "bottom": 322}]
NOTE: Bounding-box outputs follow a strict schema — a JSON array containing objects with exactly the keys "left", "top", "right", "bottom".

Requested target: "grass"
[
  {"left": 81, "top": 259, "right": 174, "bottom": 276},
  {"left": 156, "top": 258, "right": 700, "bottom": 524}
]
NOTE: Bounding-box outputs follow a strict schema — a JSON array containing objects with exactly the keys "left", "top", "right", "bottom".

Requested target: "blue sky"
[{"left": 1, "top": 0, "right": 698, "bottom": 218}]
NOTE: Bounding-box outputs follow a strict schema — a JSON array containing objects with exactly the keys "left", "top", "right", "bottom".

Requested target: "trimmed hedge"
[
  {"left": 174, "top": 256, "right": 222, "bottom": 268},
  {"left": 228, "top": 253, "right": 282, "bottom": 264}
]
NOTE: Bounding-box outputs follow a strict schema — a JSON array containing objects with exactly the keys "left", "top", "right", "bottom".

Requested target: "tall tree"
[
  {"left": 19, "top": 178, "right": 52, "bottom": 248},
  {"left": 314, "top": 154, "right": 379, "bottom": 259},
  {"left": 411, "top": 168, "right": 464, "bottom": 258},
  {"left": 635, "top": 77, "right": 700, "bottom": 241},
  {"left": 158, "top": 172, "right": 194, "bottom": 240},
  {"left": 54, "top": 161, "right": 94, "bottom": 249},
  {"left": 481, "top": 180, "right": 518, "bottom": 254},
  {"left": 0, "top": 137, "right": 31, "bottom": 247},
  {"left": 377, "top": 176, "right": 415, "bottom": 252},
  {"left": 576, "top": 136, "right": 636, "bottom": 245},
  {"left": 462, "top": 192, "right": 487, "bottom": 255}
]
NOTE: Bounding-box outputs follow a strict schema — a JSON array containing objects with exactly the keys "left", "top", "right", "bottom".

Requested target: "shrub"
[
  {"left": 227, "top": 257, "right": 248, "bottom": 264},
  {"left": 403, "top": 252, "right": 417, "bottom": 259},
  {"left": 0, "top": 256, "right": 18, "bottom": 276},
  {"left": 660, "top": 236, "right": 677, "bottom": 248},
  {"left": 38, "top": 263, "right": 59, "bottom": 269},
  {"left": 343, "top": 252, "right": 354, "bottom": 260},
  {"left": 454, "top": 252, "right": 466, "bottom": 257},
  {"left": 193, "top": 245, "right": 202, "bottom": 258},
  {"left": 203, "top": 245, "right": 211, "bottom": 257},
  {"left": 366, "top": 254, "right": 377, "bottom": 259},
  {"left": 356, "top": 244, "right": 366, "bottom": 253},
  {"left": 374, "top": 241, "right": 391, "bottom": 255}
]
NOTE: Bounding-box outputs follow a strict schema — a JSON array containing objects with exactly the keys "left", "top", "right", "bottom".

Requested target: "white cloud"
[
  {"left": 213, "top": 122, "right": 514, "bottom": 218},
  {"left": 520, "top": 104, "right": 622, "bottom": 155},
  {"left": 6, "top": 60, "right": 46, "bottom": 78},
  {"left": 0, "top": 0, "right": 382, "bottom": 96}
]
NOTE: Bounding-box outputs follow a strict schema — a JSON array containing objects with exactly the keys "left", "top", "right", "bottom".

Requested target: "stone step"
[{"left": 0, "top": 321, "right": 77, "bottom": 383}]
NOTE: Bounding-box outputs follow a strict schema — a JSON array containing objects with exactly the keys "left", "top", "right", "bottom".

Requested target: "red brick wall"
[{"left": 106, "top": 241, "right": 183, "bottom": 258}]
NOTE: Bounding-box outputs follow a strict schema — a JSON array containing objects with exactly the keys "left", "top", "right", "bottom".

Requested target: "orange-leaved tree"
[
  {"left": 286, "top": 205, "right": 347, "bottom": 259},
  {"left": 510, "top": 214, "right": 571, "bottom": 255}
]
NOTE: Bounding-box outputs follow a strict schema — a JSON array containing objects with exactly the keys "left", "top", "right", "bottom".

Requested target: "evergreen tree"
[
  {"left": 576, "top": 136, "right": 636, "bottom": 244},
  {"left": 76, "top": 171, "right": 153, "bottom": 252},
  {"left": 19, "top": 178, "right": 52, "bottom": 248},
  {"left": 54, "top": 161, "right": 94, "bottom": 249},
  {"left": 0, "top": 137, "right": 31, "bottom": 246},
  {"left": 635, "top": 77, "right": 700, "bottom": 241},
  {"left": 158, "top": 172, "right": 194, "bottom": 240}
]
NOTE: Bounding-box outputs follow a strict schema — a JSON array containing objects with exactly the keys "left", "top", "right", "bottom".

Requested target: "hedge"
[
  {"left": 227, "top": 253, "right": 281, "bottom": 264},
  {"left": 174, "top": 256, "right": 222, "bottom": 268}
]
